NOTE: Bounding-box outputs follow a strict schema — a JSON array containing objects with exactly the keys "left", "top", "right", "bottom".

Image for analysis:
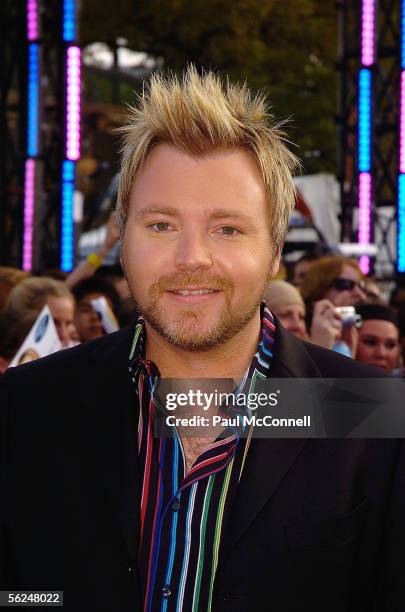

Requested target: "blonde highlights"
[{"left": 116, "top": 66, "right": 300, "bottom": 256}]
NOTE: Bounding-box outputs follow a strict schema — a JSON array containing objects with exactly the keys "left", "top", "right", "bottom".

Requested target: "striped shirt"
[{"left": 128, "top": 304, "right": 276, "bottom": 612}]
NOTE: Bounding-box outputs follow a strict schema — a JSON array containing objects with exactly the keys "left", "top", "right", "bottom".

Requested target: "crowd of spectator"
[
  {"left": 1, "top": 232, "right": 405, "bottom": 376},
  {"left": 266, "top": 253, "right": 405, "bottom": 375}
]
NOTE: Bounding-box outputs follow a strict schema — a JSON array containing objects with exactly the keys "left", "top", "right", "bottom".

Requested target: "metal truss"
[
  {"left": 0, "top": 1, "right": 65, "bottom": 270},
  {"left": 0, "top": 0, "right": 26, "bottom": 267},
  {"left": 337, "top": 0, "right": 401, "bottom": 279}
]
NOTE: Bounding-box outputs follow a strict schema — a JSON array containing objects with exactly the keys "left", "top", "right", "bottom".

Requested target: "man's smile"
[{"left": 165, "top": 287, "right": 222, "bottom": 303}]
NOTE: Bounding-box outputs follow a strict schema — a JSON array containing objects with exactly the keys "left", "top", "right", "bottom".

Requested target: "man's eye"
[
  {"left": 151, "top": 222, "right": 170, "bottom": 232},
  {"left": 220, "top": 226, "right": 239, "bottom": 236}
]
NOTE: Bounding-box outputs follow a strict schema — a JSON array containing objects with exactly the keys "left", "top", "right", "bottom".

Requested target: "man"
[{"left": 0, "top": 68, "right": 403, "bottom": 612}]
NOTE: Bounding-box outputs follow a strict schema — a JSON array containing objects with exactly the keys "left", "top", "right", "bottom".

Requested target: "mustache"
[{"left": 150, "top": 273, "right": 231, "bottom": 294}]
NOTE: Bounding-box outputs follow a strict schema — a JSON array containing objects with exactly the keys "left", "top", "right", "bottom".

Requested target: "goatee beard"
[{"left": 132, "top": 273, "right": 264, "bottom": 352}]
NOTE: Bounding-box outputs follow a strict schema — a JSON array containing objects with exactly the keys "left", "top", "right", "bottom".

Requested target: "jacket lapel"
[
  {"left": 220, "top": 320, "right": 322, "bottom": 563},
  {"left": 79, "top": 326, "right": 140, "bottom": 570}
]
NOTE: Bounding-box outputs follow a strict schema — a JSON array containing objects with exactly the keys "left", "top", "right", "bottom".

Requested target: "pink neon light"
[
  {"left": 358, "top": 172, "right": 372, "bottom": 274},
  {"left": 27, "top": 0, "right": 38, "bottom": 41},
  {"left": 66, "top": 46, "right": 81, "bottom": 160},
  {"left": 359, "top": 254, "right": 369, "bottom": 275},
  {"left": 361, "top": 0, "right": 375, "bottom": 66},
  {"left": 23, "top": 159, "right": 35, "bottom": 271},
  {"left": 400, "top": 72, "right": 405, "bottom": 173}
]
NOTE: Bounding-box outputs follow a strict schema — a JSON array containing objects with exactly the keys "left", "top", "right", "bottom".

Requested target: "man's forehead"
[{"left": 127, "top": 144, "right": 266, "bottom": 203}]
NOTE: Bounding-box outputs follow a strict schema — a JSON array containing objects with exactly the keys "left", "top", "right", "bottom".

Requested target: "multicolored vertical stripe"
[{"left": 129, "top": 304, "right": 276, "bottom": 611}]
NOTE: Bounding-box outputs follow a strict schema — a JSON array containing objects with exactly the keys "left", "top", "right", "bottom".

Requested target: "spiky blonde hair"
[{"left": 116, "top": 66, "right": 300, "bottom": 256}]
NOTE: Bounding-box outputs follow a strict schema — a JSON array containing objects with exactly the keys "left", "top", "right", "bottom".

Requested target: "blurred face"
[
  {"left": 47, "top": 296, "right": 75, "bottom": 347},
  {"left": 293, "top": 259, "right": 314, "bottom": 286},
  {"left": 364, "top": 279, "right": 381, "bottom": 301},
  {"left": 356, "top": 320, "right": 400, "bottom": 372},
  {"left": 274, "top": 304, "right": 307, "bottom": 339},
  {"left": 121, "top": 144, "right": 279, "bottom": 352},
  {"left": 74, "top": 291, "right": 111, "bottom": 342},
  {"left": 324, "top": 264, "right": 366, "bottom": 306}
]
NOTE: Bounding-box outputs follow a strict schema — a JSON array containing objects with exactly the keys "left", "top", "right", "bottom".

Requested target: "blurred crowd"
[
  {"left": 266, "top": 254, "right": 405, "bottom": 376},
  {"left": 1, "top": 219, "right": 405, "bottom": 376}
]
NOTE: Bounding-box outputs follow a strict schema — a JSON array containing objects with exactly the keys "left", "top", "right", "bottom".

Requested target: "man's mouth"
[
  {"left": 169, "top": 288, "right": 219, "bottom": 296},
  {"left": 165, "top": 287, "right": 222, "bottom": 303}
]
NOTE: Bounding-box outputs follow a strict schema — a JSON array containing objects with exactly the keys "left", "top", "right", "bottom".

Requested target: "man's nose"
[{"left": 173, "top": 229, "right": 213, "bottom": 271}]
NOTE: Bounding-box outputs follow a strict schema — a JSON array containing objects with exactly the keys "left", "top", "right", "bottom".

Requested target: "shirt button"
[
  {"left": 162, "top": 586, "right": 171, "bottom": 598},
  {"left": 171, "top": 501, "right": 181, "bottom": 511}
]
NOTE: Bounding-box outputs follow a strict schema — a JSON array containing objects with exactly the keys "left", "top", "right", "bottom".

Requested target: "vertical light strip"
[
  {"left": 400, "top": 72, "right": 405, "bottom": 174},
  {"left": 61, "top": 0, "right": 80, "bottom": 271},
  {"left": 358, "top": 69, "right": 372, "bottom": 172},
  {"left": 402, "top": 0, "right": 405, "bottom": 69},
  {"left": 398, "top": 175, "right": 405, "bottom": 272},
  {"left": 24, "top": 0, "right": 40, "bottom": 271},
  {"left": 361, "top": 0, "right": 375, "bottom": 66},
  {"left": 66, "top": 46, "right": 81, "bottom": 160},
  {"left": 23, "top": 160, "right": 35, "bottom": 271},
  {"left": 27, "top": 0, "right": 39, "bottom": 41},
  {"left": 27, "top": 43, "right": 39, "bottom": 157},
  {"left": 358, "top": 0, "right": 375, "bottom": 275},
  {"left": 358, "top": 173, "right": 372, "bottom": 272},
  {"left": 63, "top": 0, "right": 76, "bottom": 41},
  {"left": 61, "top": 161, "right": 75, "bottom": 271},
  {"left": 398, "top": 1, "right": 405, "bottom": 272}
]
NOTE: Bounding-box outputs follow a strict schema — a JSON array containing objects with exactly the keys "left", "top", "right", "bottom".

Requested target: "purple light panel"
[
  {"left": 358, "top": 172, "right": 372, "bottom": 274},
  {"left": 400, "top": 72, "right": 405, "bottom": 173},
  {"left": 27, "top": 0, "right": 39, "bottom": 41},
  {"left": 23, "top": 159, "right": 35, "bottom": 271},
  {"left": 66, "top": 46, "right": 81, "bottom": 160},
  {"left": 362, "top": 0, "right": 375, "bottom": 66}
]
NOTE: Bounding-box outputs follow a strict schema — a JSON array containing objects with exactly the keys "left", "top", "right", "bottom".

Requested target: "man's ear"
[{"left": 268, "top": 253, "right": 282, "bottom": 280}]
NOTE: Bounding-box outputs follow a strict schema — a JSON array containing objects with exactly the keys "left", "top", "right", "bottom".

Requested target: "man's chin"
[{"left": 150, "top": 321, "right": 224, "bottom": 352}]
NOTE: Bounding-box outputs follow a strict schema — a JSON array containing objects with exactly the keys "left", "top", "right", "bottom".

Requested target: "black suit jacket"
[{"left": 0, "top": 322, "right": 404, "bottom": 611}]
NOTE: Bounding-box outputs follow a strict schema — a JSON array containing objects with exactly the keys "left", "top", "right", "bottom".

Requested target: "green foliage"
[{"left": 81, "top": 0, "right": 338, "bottom": 173}]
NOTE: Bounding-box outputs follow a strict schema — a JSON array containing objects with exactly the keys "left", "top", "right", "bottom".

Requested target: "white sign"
[{"left": 9, "top": 305, "right": 62, "bottom": 367}]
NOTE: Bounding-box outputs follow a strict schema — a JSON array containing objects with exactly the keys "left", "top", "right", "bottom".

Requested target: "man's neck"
[{"left": 144, "top": 310, "right": 262, "bottom": 379}]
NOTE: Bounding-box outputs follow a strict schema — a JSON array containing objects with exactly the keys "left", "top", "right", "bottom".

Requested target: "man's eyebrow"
[
  {"left": 135, "top": 204, "right": 179, "bottom": 219},
  {"left": 208, "top": 209, "right": 253, "bottom": 222},
  {"left": 135, "top": 205, "right": 254, "bottom": 222}
]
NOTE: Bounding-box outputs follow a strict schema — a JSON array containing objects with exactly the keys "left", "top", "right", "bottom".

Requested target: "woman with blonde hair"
[{"left": 6, "top": 277, "right": 78, "bottom": 348}]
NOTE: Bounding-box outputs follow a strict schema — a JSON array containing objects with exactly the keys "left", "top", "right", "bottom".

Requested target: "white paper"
[
  {"left": 90, "top": 296, "right": 119, "bottom": 335},
  {"left": 9, "top": 305, "right": 62, "bottom": 367}
]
